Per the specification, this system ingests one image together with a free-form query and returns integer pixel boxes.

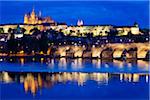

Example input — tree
[20,27,26,34]
[7,28,17,54]
[46,29,57,41]
[8,28,12,33]
[108,29,118,37]
[140,28,149,36]
[0,28,4,33]
[39,31,48,54]
[127,31,133,38]
[30,27,40,36]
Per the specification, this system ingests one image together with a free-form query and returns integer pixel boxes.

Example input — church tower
[77,20,83,26]
[39,11,42,17]
[24,14,28,24]
[31,8,36,24]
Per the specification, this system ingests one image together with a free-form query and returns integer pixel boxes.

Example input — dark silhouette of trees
[140,28,149,36]
[85,32,93,38]
[108,29,118,37]
[85,32,93,46]
[30,27,41,36]
[20,27,26,34]
[39,31,48,54]
[0,28,4,33]
[127,31,133,38]
[107,29,118,42]
[22,28,49,54]
[7,28,17,54]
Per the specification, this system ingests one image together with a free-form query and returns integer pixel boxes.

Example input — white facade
[131,27,140,35]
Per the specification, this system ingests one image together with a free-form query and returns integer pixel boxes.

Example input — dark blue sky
[0,1,149,28]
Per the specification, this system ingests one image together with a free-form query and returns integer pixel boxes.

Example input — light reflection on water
[0,58,149,73]
[0,58,149,99]
[0,72,149,96]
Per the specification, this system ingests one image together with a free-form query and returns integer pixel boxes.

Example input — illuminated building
[115,23,141,36]
[24,8,55,25]
[62,25,113,37]
[77,20,84,26]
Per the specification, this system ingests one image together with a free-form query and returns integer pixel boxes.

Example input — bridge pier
[100,48,113,59]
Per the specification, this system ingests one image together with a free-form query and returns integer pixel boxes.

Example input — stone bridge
[49,43,149,59]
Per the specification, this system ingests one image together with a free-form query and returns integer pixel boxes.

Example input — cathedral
[24,8,55,24]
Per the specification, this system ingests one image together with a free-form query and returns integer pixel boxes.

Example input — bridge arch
[92,47,103,58]
[74,46,85,58]
[113,48,125,58]
[50,47,60,57]
[58,46,70,57]
[138,49,149,59]
[100,47,113,59]
[82,48,92,58]
[66,47,75,58]
[126,47,137,59]
[145,50,150,59]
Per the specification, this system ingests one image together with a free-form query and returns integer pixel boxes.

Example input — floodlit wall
[131,27,140,35]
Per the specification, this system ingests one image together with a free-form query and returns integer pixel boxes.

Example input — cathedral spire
[31,6,35,15]
[39,11,42,17]
[32,6,35,12]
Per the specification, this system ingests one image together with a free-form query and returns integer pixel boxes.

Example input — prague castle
[24,8,55,25]
[0,8,141,37]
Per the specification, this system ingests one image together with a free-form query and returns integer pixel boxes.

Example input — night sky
[0,1,149,28]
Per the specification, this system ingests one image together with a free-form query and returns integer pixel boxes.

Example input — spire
[39,11,42,17]
[32,6,35,12]
[31,6,35,15]
[24,14,28,24]
[77,20,79,26]
[24,14,27,17]
[80,20,83,25]
[77,19,83,26]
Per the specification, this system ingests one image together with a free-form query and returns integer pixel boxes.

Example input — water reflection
[0,58,149,73]
[0,58,149,99]
[1,57,149,67]
[0,72,149,96]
